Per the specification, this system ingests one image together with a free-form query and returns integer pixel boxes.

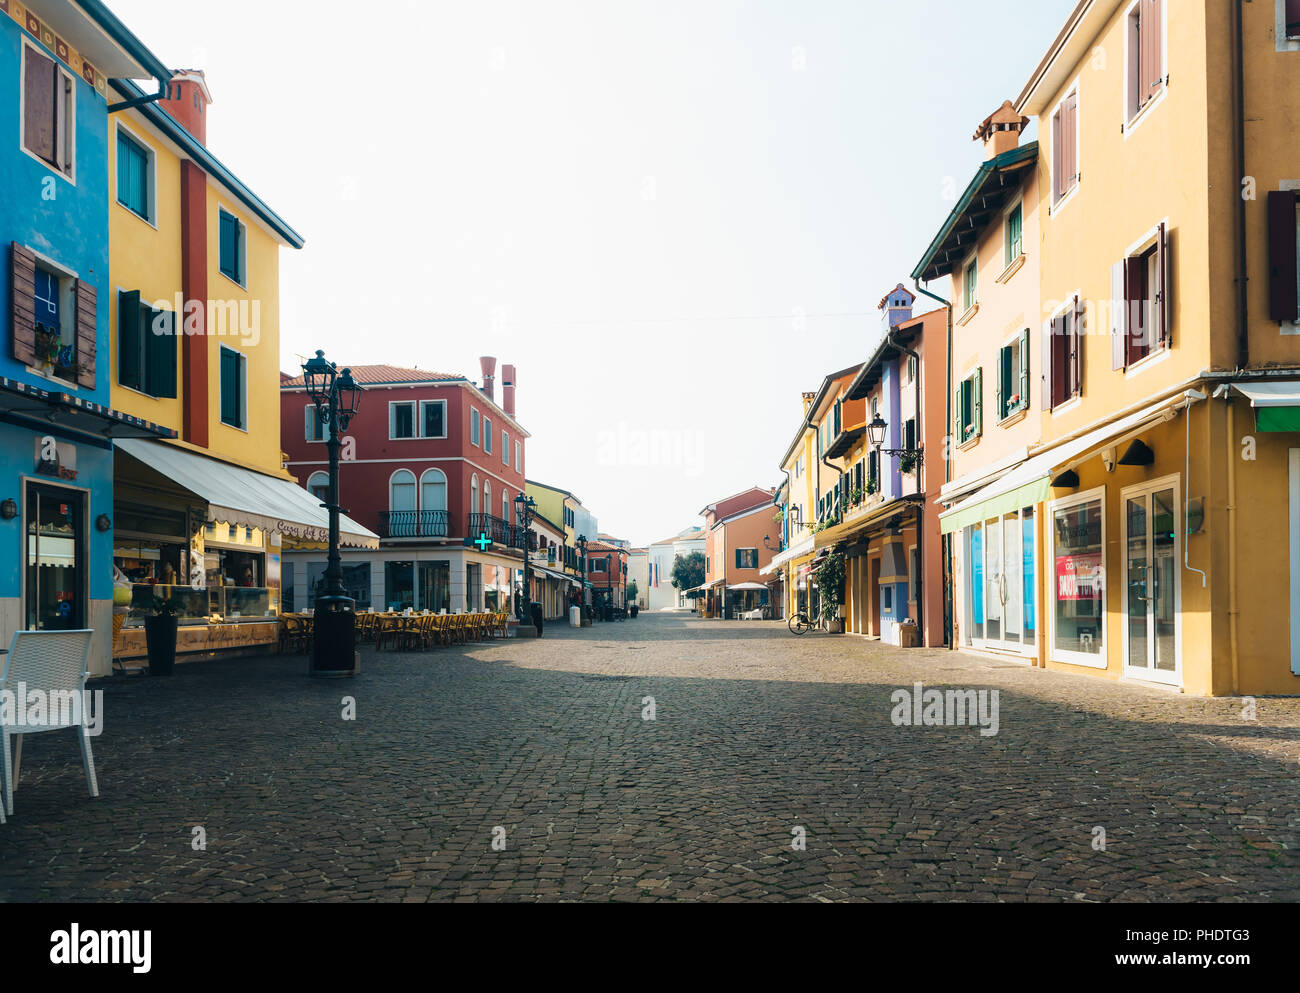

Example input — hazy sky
[107,0,1074,546]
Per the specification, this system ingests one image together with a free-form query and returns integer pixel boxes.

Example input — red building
[585,539,629,610]
[279,357,535,614]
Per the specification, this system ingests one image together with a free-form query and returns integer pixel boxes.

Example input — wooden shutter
[220,348,241,425]
[1267,190,1299,323]
[74,280,97,389]
[118,290,143,390]
[1052,111,1063,202]
[146,306,177,399]
[1071,296,1084,398]
[1111,260,1127,370]
[955,383,964,439]
[1061,93,1077,191]
[973,367,983,437]
[11,243,38,366]
[1019,328,1030,408]
[1155,222,1170,348]
[1041,319,1054,410]
[1125,254,1146,363]
[1145,0,1163,99]
[23,47,57,165]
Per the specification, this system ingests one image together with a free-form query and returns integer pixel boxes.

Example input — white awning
[939,393,1196,535]
[115,439,379,549]
[760,535,814,575]
[1230,382,1300,406]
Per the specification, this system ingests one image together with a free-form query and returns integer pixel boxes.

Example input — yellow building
[526,479,593,592]
[929,0,1300,695]
[106,72,375,668]
[765,391,821,621]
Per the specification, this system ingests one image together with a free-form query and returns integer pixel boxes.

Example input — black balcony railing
[467,513,527,549]
[379,510,450,538]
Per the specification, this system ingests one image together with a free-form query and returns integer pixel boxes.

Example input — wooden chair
[493,612,510,638]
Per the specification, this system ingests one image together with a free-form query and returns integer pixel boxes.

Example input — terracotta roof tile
[280,364,466,387]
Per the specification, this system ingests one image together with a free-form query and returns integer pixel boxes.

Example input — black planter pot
[145,615,178,676]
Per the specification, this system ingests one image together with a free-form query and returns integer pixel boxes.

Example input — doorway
[968,508,1037,654]
[1123,476,1180,685]
[25,482,86,631]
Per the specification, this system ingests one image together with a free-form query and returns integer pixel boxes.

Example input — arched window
[483,480,492,520]
[471,475,479,517]
[389,470,416,537]
[306,472,329,504]
[502,491,509,522]
[420,469,447,537]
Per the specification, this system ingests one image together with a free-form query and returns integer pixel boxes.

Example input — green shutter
[996,346,1007,421]
[118,290,143,391]
[219,212,241,282]
[973,368,983,436]
[1019,327,1031,410]
[220,348,241,426]
[145,306,177,399]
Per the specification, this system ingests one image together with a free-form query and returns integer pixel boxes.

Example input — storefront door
[25,482,85,631]
[970,509,1036,654]
[1123,477,1180,685]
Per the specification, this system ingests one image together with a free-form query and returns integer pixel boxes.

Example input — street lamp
[302,351,363,677]
[576,534,589,615]
[514,493,538,630]
[868,413,924,471]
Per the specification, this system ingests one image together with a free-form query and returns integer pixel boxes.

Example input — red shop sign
[1056,553,1102,601]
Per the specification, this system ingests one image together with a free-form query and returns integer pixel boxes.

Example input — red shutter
[1052,111,1063,201]
[23,47,57,165]
[11,242,38,367]
[1073,296,1084,397]
[1051,314,1068,408]
[1125,254,1147,363]
[1268,190,1299,323]
[75,279,97,389]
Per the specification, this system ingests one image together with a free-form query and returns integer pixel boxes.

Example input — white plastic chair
[1,630,99,819]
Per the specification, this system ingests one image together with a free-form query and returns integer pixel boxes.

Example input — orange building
[699,486,778,618]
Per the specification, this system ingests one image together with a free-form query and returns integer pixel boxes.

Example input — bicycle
[788,610,814,636]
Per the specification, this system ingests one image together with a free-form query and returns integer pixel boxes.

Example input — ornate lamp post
[868,413,924,483]
[302,350,363,677]
[514,493,537,625]
[576,534,589,614]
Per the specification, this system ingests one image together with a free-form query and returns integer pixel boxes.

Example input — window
[116,127,153,221]
[502,429,509,465]
[1005,202,1023,267]
[30,259,79,381]
[471,475,479,516]
[384,561,415,612]
[957,368,983,442]
[218,209,246,286]
[1051,492,1105,662]
[1112,224,1170,369]
[483,481,492,520]
[390,401,415,439]
[1267,190,1299,324]
[420,399,446,438]
[997,330,1030,420]
[219,346,247,429]
[305,404,327,442]
[1051,89,1079,205]
[22,42,73,178]
[484,417,493,454]
[963,260,978,312]
[117,291,177,398]
[909,547,920,599]
[421,469,447,514]
[471,408,481,446]
[1289,0,1300,38]
[390,470,416,513]
[590,558,607,574]
[735,548,759,570]
[867,450,880,493]
[515,441,521,471]
[1046,298,1084,409]
[903,418,917,452]
[307,472,329,504]
[1126,0,1165,122]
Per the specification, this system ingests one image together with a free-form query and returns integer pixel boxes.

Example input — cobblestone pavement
[1,612,1298,902]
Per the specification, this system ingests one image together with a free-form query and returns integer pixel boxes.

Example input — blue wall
[0,14,111,405]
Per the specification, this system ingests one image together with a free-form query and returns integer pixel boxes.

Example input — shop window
[957,368,983,442]
[1112,224,1170,369]
[418,561,451,613]
[384,561,415,611]
[997,331,1030,420]
[118,290,177,398]
[465,563,482,611]
[22,41,74,179]
[219,209,246,286]
[1052,495,1104,661]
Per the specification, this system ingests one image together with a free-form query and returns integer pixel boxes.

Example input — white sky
[107,0,1073,546]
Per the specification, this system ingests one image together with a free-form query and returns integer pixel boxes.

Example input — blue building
[1,0,172,666]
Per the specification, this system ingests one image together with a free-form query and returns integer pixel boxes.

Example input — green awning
[939,478,1050,535]
[1257,407,1300,433]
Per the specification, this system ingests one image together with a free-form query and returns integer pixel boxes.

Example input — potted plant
[144,594,185,677]
[899,451,918,475]
[34,324,60,373]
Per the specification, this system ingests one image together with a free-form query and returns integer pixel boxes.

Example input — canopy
[1230,381,1300,432]
[115,438,379,549]
[939,394,1193,535]
[760,535,814,575]
[728,582,768,592]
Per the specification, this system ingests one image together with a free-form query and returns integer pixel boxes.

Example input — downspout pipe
[915,278,954,648]
[1233,0,1249,370]
[108,72,171,115]
[888,331,924,638]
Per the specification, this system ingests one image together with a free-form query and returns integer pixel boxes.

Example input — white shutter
[1111,260,1127,370]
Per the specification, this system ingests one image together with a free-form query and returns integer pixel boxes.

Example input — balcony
[379,510,450,538]
[467,513,527,550]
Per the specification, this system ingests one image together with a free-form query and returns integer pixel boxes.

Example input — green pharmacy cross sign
[465,532,494,552]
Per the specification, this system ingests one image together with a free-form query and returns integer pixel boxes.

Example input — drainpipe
[1233,0,1249,370]
[1212,385,1240,694]
[888,331,925,640]
[915,278,954,648]
[108,76,171,114]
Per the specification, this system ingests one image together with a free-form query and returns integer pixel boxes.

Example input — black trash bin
[630,604,639,618]
[530,601,544,636]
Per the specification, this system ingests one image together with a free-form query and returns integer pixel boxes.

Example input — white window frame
[420,468,448,512]
[388,400,417,441]
[962,255,978,314]
[306,471,330,503]
[501,429,509,465]
[19,38,75,183]
[219,344,248,431]
[304,403,329,444]
[1002,195,1025,274]
[217,206,248,290]
[419,399,447,439]
[114,120,156,226]
[1048,290,1084,414]
[1047,485,1107,669]
[1048,79,1082,215]
[515,440,521,471]
[1277,0,1300,52]
[388,468,417,513]
[1119,473,1182,687]
[484,417,493,455]
[998,327,1028,422]
[1122,0,1168,137]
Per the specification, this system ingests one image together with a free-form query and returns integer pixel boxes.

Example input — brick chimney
[161,71,213,145]
[479,356,497,403]
[501,364,517,418]
[973,100,1028,160]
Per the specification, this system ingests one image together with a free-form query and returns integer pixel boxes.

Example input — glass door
[971,509,1036,653]
[25,483,85,631]
[983,517,1003,645]
[1123,479,1180,685]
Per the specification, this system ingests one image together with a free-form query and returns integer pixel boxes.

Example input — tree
[670,551,705,593]
[625,581,638,603]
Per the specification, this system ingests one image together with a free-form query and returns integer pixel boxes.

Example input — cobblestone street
[1,612,1298,902]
